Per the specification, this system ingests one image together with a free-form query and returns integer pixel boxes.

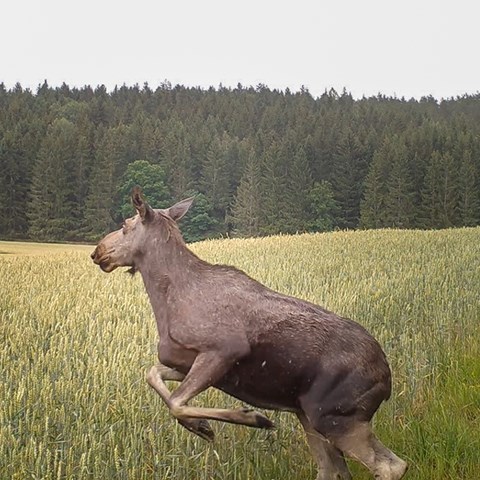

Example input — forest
[0,81,479,242]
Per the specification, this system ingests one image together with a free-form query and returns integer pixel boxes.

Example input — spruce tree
[83,126,131,240]
[0,128,30,236]
[230,149,262,237]
[437,151,460,228]
[332,130,366,229]
[28,118,79,240]
[360,140,391,229]
[421,151,459,228]
[285,146,313,233]
[384,137,415,228]
[458,150,480,226]
[179,190,219,242]
[260,140,287,235]
[200,135,231,223]
[160,118,194,199]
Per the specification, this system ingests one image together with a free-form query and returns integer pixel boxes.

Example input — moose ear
[165,197,194,222]
[131,186,154,222]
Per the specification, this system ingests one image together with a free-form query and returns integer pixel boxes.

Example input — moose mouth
[99,259,117,273]
[92,253,117,273]
[91,247,117,273]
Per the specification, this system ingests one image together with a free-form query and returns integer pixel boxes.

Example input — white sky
[1,0,479,100]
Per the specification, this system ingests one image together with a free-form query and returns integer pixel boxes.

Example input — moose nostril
[90,249,97,260]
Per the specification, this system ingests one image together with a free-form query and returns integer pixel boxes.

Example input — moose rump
[91,187,408,480]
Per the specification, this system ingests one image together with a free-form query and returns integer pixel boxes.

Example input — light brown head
[91,186,193,273]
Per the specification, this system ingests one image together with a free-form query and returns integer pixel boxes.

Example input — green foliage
[307,181,339,232]
[82,125,131,241]
[259,140,288,235]
[200,134,231,223]
[458,150,480,226]
[28,118,79,240]
[179,190,219,243]
[360,142,390,229]
[160,117,193,199]
[117,160,170,218]
[230,149,262,237]
[0,128,31,236]
[420,151,459,228]
[1,83,480,241]
[361,135,418,229]
[332,130,368,229]
[285,146,313,233]
[384,137,416,228]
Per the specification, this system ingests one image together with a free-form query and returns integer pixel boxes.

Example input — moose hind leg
[299,371,408,480]
[297,413,352,480]
[147,364,214,441]
[330,422,408,480]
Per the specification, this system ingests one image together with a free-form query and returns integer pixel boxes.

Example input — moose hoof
[254,413,275,429]
[239,408,275,429]
[178,418,215,442]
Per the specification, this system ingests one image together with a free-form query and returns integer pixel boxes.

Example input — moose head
[91,187,193,273]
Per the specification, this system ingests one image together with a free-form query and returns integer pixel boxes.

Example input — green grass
[1,228,479,479]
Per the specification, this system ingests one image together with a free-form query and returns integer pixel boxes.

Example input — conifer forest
[1,81,479,242]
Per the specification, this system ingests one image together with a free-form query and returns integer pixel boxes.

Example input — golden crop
[1,229,479,479]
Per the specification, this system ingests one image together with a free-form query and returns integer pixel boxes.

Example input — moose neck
[137,229,203,303]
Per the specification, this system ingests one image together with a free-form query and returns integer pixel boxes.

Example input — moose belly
[214,350,304,411]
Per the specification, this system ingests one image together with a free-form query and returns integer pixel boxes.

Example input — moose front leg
[168,352,275,429]
[147,364,214,441]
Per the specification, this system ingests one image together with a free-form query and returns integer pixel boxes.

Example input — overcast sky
[2,0,479,100]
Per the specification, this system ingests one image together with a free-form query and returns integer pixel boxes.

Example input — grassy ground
[1,228,479,479]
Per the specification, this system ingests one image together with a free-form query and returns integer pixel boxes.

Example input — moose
[91,187,408,480]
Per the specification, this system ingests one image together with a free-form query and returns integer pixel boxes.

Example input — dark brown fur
[91,188,407,480]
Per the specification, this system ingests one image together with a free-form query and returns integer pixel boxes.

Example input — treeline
[1,81,479,243]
